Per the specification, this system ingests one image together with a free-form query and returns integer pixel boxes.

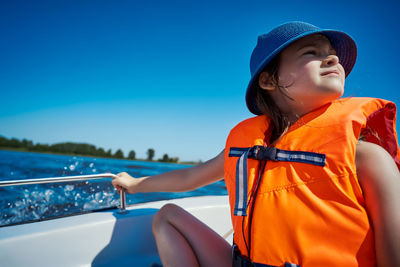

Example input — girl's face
[268,34,345,119]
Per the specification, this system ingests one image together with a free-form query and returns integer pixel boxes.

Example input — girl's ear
[258,72,276,91]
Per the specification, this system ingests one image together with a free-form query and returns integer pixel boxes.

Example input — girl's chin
[319,86,344,98]
[321,81,345,93]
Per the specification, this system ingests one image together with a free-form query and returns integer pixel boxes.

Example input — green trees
[114,149,124,159]
[159,153,179,163]
[0,135,180,163]
[50,142,97,155]
[128,150,136,160]
[147,150,179,163]
[97,147,106,157]
[161,154,169,162]
[147,148,155,161]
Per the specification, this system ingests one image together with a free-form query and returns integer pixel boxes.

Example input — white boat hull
[0,195,232,267]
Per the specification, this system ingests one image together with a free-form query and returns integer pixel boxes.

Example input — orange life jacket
[224,97,400,267]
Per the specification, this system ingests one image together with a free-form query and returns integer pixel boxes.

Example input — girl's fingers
[112,180,122,191]
[115,185,122,194]
[112,173,134,194]
[111,180,119,190]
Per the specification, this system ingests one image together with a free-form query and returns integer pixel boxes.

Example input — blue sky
[1,0,399,161]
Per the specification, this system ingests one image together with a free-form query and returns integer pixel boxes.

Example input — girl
[112,21,400,266]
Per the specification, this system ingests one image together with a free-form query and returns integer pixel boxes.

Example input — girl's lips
[321,70,340,76]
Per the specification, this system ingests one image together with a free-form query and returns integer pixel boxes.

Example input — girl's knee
[152,203,181,233]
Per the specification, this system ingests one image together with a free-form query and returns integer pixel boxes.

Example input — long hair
[254,55,293,145]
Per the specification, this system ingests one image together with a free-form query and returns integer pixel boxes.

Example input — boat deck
[0,195,232,267]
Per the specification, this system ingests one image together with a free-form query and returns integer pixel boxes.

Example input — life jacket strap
[229,146,326,165]
[229,146,326,216]
[233,148,250,216]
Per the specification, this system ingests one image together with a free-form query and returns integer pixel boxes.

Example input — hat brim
[246,29,357,115]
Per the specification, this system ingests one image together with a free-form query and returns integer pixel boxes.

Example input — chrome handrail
[0,173,127,214]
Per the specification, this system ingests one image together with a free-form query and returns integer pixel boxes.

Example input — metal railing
[0,173,127,214]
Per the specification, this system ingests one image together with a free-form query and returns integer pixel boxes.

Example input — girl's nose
[322,54,339,66]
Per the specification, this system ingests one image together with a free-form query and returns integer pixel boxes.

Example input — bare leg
[152,203,232,267]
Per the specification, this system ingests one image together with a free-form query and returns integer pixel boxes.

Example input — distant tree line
[145,148,179,163]
[0,136,179,163]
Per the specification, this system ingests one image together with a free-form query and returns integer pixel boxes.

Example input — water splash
[0,150,226,227]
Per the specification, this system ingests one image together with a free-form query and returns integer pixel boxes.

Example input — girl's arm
[356,141,400,266]
[112,150,225,194]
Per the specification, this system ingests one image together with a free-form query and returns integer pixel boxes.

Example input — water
[0,150,227,227]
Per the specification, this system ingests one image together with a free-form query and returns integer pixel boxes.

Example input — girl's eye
[303,50,316,55]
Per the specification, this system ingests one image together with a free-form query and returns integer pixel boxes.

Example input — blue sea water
[0,150,227,227]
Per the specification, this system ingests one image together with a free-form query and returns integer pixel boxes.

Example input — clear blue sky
[1,0,399,161]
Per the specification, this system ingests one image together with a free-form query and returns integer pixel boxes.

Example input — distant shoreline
[0,135,200,165]
[0,148,197,165]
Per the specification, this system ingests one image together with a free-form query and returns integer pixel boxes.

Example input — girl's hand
[112,172,143,194]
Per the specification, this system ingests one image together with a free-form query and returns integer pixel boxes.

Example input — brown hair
[254,55,293,145]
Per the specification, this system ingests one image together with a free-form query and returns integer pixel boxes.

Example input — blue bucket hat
[246,21,357,115]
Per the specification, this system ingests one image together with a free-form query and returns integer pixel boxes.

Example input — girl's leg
[152,203,232,267]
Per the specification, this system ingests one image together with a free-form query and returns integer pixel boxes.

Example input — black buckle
[232,244,242,267]
[232,244,255,267]
[252,146,277,161]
